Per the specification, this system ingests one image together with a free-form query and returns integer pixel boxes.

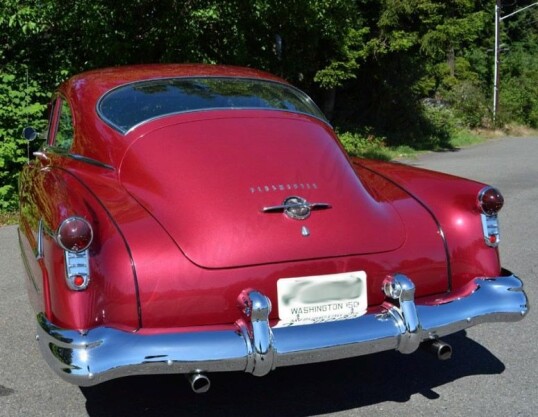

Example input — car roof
[55,64,304,167]
[60,64,288,106]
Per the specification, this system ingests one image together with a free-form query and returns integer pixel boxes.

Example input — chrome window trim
[122,108,330,136]
[96,76,329,134]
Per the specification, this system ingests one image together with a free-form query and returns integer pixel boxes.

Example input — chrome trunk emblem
[262,196,331,220]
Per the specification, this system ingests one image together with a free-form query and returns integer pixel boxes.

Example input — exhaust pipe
[187,372,211,394]
[422,339,452,361]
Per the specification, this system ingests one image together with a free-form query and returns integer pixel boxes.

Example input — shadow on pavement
[81,331,505,417]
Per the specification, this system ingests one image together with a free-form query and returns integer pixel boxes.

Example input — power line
[493,1,538,123]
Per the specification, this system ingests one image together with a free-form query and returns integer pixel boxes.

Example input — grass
[0,211,18,227]
[338,127,491,161]
[449,130,485,148]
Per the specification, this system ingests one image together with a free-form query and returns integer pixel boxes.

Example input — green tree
[0,1,49,211]
[1,0,537,211]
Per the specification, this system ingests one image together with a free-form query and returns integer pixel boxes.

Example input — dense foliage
[1,0,537,211]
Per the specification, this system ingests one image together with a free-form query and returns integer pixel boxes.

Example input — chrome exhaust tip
[422,339,452,361]
[187,372,211,394]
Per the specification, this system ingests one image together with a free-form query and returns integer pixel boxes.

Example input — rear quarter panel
[19,159,139,331]
[355,158,501,290]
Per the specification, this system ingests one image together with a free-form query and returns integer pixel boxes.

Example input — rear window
[98,77,327,133]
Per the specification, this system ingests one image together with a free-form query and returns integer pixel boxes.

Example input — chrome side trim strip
[67,154,114,171]
[17,228,40,293]
[36,219,44,260]
[35,273,528,386]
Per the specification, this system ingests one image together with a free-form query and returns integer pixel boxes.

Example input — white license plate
[276,271,367,326]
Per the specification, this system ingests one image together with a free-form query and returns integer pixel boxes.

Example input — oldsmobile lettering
[250,182,318,194]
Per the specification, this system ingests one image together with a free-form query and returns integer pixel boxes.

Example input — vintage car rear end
[18,65,528,391]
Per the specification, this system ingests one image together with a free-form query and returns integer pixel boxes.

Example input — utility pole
[492,1,538,124]
[493,0,501,124]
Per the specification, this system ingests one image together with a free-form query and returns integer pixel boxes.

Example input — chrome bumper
[36,272,528,386]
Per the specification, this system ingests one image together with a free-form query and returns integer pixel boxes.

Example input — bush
[500,76,538,128]
[337,130,392,160]
[444,81,489,128]
[417,103,460,149]
[0,67,47,212]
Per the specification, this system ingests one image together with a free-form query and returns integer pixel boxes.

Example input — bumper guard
[36,272,528,386]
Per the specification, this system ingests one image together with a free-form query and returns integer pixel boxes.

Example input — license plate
[276,271,367,326]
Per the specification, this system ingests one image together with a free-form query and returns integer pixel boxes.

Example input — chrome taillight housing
[64,250,91,290]
[57,217,93,252]
[478,187,504,215]
[477,187,503,247]
[57,217,93,290]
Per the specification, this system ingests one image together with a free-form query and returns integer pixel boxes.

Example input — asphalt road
[1,137,536,417]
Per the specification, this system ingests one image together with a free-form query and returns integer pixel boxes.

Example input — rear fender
[21,166,139,331]
[354,159,501,290]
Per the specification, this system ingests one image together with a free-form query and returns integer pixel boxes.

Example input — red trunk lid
[120,112,406,268]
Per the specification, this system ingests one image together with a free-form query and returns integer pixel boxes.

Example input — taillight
[478,187,503,247]
[478,187,504,215]
[65,251,90,291]
[57,216,93,291]
[57,217,93,252]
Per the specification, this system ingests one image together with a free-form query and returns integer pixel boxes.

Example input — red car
[19,64,528,393]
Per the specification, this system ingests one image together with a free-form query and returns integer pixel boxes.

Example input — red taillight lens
[478,187,504,215]
[57,217,93,252]
[73,275,86,287]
